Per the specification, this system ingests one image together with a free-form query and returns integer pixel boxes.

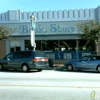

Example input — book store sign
[20,24,78,34]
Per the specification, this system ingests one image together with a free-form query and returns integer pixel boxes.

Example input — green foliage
[78,20,100,43]
[77,20,100,53]
[0,25,12,40]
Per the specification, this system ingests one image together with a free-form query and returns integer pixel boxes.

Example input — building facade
[0,6,100,60]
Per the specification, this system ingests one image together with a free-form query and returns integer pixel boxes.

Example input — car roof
[12,50,43,53]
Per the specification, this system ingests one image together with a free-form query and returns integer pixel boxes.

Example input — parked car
[0,51,49,72]
[64,54,100,72]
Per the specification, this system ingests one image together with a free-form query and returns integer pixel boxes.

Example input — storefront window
[25,40,33,50]
[24,40,95,52]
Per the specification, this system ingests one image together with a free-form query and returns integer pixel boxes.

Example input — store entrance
[10,47,21,52]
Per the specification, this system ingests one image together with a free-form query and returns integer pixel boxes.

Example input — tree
[77,20,100,54]
[0,25,12,41]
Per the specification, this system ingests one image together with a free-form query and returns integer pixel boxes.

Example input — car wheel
[97,66,100,72]
[67,64,73,71]
[22,64,29,72]
[0,64,3,70]
[37,69,42,72]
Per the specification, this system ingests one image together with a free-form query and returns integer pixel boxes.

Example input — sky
[0,0,100,13]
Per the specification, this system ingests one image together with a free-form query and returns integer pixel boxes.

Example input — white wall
[0,6,99,23]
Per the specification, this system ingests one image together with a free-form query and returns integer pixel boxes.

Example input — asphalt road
[0,68,100,100]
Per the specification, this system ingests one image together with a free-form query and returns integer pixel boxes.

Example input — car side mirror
[7,58,11,61]
[6,57,11,61]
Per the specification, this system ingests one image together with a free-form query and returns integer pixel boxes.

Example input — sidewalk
[45,64,63,70]
[53,60,66,68]
[53,64,64,68]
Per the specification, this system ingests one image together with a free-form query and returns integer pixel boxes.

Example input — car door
[89,56,100,70]
[76,56,91,70]
[12,52,22,69]
[2,52,14,69]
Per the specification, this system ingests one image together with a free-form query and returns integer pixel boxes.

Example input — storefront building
[0,6,100,60]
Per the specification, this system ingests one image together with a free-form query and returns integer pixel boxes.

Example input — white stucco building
[0,6,100,59]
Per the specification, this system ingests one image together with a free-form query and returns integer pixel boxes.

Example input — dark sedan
[64,55,100,72]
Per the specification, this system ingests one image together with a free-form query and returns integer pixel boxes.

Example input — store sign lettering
[20,24,77,34]
[50,24,76,32]
[20,25,29,33]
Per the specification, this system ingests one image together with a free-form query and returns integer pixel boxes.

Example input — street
[0,68,100,100]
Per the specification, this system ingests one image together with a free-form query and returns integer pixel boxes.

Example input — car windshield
[34,51,47,57]
[80,56,90,61]
[6,52,14,59]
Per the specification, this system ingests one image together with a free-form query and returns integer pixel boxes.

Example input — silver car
[64,55,100,72]
[0,51,49,72]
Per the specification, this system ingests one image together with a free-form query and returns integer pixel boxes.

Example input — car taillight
[32,58,48,62]
[44,58,48,61]
[33,58,42,61]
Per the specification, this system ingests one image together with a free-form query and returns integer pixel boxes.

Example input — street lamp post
[30,15,36,51]
[76,40,79,59]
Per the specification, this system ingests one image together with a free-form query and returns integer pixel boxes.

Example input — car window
[34,51,46,57]
[90,56,97,60]
[6,52,14,59]
[81,56,90,61]
[96,56,100,60]
[22,51,31,58]
[14,52,22,58]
